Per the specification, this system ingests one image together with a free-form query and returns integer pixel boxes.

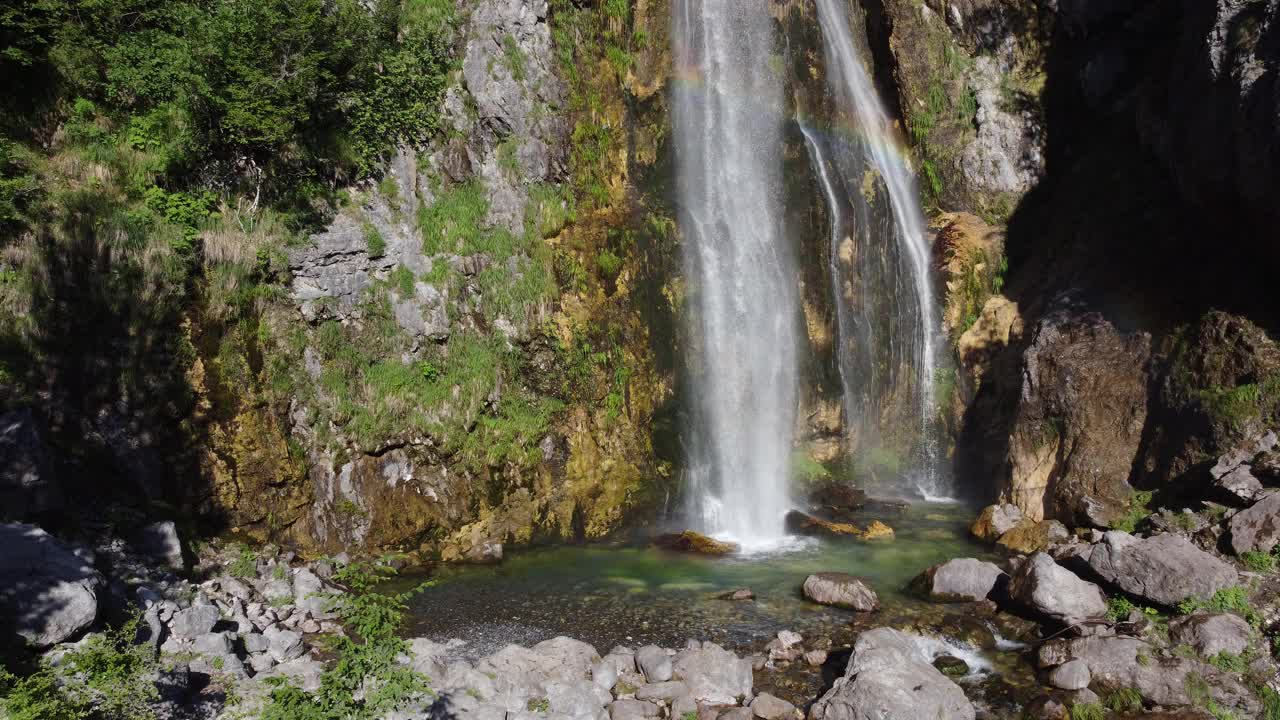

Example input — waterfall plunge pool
[392,502,1041,711]
[396,502,1000,653]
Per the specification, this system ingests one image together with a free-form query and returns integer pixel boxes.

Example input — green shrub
[1208,652,1247,673]
[0,616,158,720]
[1178,586,1257,626]
[1106,596,1137,622]
[260,561,433,720]
[596,249,623,279]
[1241,550,1276,573]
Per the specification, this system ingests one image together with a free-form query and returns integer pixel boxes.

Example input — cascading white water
[673,1,800,547]
[813,0,950,499]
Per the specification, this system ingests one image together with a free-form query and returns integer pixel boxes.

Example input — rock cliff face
[940,0,1280,523]
[185,0,684,557]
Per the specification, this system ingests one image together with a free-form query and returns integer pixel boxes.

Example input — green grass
[1178,586,1259,627]
[1111,490,1155,533]
[419,180,489,256]
[362,221,386,258]
[1069,703,1105,720]
[1105,687,1144,713]
[1198,375,1280,432]
[228,543,258,579]
[390,265,416,298]
[502,35,527,81]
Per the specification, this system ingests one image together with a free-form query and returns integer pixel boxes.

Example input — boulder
[671,641,753,705]
[912,558,1007,602]
[1229,490,1280,554]
[750,692,800,720]
[0,410,60,521]
[1210,431,1279,481]
[1142,313,1280,488]
[997,519,1069,554]
[633,680,689,703]
[1169,613,1253,657]
[802,573,879,611]
[170,604,221,640]
[764,630,803,662]
[809,628,975,720]
[971,503,1023,542]
[292,567,333,619]
[0,523,101,647]
[532,636,601,681]
[1037,635,1257,713]
[132,521,185,571]
[609,699,661,719]
[785,511,893,540]
[1083,532,1237,606]
[264,626,305,662]
[635,645,673,683]
[1007,553,1107,626]
[653,532,738,555]
[1215,465,1265,504]
[721,588,755,601]
[1047,659,1090,690]
[999,301,1151,527]
[808,482,867,512]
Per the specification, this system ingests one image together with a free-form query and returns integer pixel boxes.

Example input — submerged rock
[932,654,970,678]
[1083,531,1237,607]
[653,531,738,555]
[809,627,975,720]
[784,511,894,541]
[720,588,754,601]
[801,573,879,611]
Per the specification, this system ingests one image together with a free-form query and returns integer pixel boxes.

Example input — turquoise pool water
[397,503,1003,655]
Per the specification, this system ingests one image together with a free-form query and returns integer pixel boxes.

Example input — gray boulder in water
[1083,531,1237,607]
[0,523,101,647]
[802,573,880,611]
[912,558,1007,603]
[809,627,975,720]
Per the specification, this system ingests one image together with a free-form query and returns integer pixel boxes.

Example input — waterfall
[812,0,949,498]
[673,1,800,547]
